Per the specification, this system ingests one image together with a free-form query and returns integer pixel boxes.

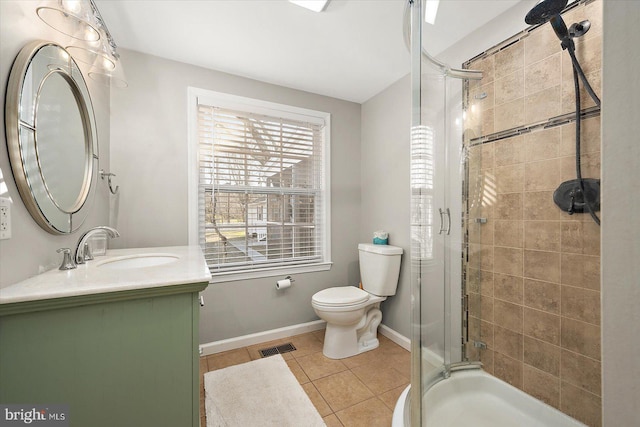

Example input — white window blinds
[197,101,327,274]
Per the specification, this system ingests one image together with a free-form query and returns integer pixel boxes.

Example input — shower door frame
[407,0,483,425]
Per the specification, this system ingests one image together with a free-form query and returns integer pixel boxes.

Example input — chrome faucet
[75,226,120,265]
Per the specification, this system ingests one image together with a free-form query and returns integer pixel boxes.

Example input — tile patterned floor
[200,330,410,427]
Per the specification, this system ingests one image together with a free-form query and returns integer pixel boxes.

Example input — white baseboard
[378,325,443,366]
[379,324,411,351]
[200,320,326,357]
[378,325,443,367]
[200,320,412,357]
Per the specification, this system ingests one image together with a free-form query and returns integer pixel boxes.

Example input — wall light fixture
[36,0,127,87]
[36,0,100,41]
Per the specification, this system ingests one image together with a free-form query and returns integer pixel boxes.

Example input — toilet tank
[358,243,403,296]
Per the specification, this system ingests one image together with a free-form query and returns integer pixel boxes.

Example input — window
[188,89,331,282]
[411,125,434,261]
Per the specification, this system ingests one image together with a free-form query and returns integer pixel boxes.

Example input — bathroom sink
[0,246,211,305]
[96,254,179,270]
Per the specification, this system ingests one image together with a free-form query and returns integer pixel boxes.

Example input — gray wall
[360,75,411,338]
[601,2,640,425]
[109,49,362,343]
[0,1,110,288]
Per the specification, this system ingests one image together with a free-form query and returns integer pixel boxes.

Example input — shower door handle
[438,208,451,235]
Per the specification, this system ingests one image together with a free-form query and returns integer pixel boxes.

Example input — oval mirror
[5,41,98,234]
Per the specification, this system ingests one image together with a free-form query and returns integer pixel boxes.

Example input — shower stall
[396,0,602,426]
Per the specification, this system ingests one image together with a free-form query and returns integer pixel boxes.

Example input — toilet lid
[313,286,369,306]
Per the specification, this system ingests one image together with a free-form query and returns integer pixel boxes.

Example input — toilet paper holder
[275,275,295,290]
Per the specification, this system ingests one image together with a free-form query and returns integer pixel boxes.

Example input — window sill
[209,262,333,284]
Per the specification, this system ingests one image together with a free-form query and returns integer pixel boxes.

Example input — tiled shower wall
[464,1,602,426]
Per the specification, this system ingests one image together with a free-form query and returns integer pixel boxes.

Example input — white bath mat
[204,354,326,427]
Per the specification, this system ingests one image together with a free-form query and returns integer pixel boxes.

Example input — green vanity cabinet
[0,282,208,427]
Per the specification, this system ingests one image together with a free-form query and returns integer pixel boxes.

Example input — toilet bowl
[312,286,386,359]
[312,244,403,359]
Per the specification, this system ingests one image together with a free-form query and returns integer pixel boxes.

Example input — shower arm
[403,0,483,81]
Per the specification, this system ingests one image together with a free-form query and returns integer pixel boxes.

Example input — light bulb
[84,26,96,40]
[103,58,115,71]
[61,0,82,14]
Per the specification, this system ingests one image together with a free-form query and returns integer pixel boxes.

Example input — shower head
[525,0,574,51]
[525,0,568,25]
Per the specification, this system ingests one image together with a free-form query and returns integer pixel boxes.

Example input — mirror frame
[5,40,99,235]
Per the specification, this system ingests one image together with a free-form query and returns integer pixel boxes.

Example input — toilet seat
[312,286,369,308]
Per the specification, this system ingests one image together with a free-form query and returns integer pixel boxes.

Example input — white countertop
[0,246,212,305]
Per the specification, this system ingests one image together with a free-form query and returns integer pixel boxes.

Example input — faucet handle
[57,248,77,270]
[83,242,94,261]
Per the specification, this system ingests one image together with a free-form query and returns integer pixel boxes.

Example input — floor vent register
[258,342,297,358]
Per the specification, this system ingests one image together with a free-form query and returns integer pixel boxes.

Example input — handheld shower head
[550,14,574,50]
[524,0,568,25]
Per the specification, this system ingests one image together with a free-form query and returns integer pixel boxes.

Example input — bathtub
[392,369,587,427]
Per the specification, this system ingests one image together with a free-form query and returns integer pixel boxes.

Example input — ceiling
[95,0,527,104]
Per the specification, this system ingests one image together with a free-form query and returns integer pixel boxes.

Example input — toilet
[312,243,403,359]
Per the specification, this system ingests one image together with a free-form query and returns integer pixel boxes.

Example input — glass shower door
[409,1,450,424]
[408,0,482,425]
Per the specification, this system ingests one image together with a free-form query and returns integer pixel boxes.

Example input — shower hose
[568,47,601,226]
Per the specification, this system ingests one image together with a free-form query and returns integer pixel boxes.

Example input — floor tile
[302,382,333,417]
[206,348,251,371]
[286,358,311,384]
[379,384,409,410]
[377,336,409,355]
[297,351,348,381]
[312,329,326,343]
[323,414,344,427]
[199,356,208,374]
[335,397,393,427]
[381,351,412,379]
[313,370,374,412]
[351,361,409,395]
[341,347,381,369]
[289,332,324,358]
[199,330,411,426]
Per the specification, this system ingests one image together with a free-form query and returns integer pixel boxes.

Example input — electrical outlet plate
[0,198,11,240]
